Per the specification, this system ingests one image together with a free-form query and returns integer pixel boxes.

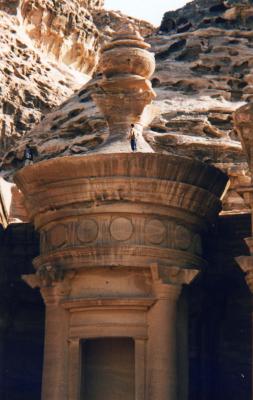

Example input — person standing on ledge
[128,124,137,152]
[24,144,34,166]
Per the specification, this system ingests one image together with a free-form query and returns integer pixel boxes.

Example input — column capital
[22,266,75,305]
[236,255,253,293]
[150,263,199,299]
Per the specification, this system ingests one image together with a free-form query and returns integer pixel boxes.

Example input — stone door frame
[62,298,155,400]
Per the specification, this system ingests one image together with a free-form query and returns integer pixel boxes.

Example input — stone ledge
[14,153,227,196]
[61,297,156,310]
[33,245,206,271]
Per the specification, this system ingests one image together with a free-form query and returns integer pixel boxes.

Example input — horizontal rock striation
[160,0,253,34]
[150,0,253,213]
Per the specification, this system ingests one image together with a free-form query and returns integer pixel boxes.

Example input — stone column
[234,104,253,400]
[177,289,189,400]
[147,265,198,400]
[135,339,146,400]
[22,270,74,400]
[236,254,253,399]
[40,287,69,400]
[148,283,181,400]
[68,338,81,400]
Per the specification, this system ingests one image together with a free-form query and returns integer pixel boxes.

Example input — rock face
[160,0,253,34]
[0,9,85,151]
[0,0,154,172]
[0,0,103,15]
[2,0,253,214]
[93,8,154,39]
[150,0,253,212]
[0,0,102,162]
[20,0,102,74]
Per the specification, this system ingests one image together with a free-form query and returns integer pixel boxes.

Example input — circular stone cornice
[14,153,227,194]
[14,153,227,224]
[19,178,220,222]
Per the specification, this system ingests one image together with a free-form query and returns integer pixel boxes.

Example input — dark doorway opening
[81,337,135,400]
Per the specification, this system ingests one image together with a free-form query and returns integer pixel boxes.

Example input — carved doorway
[81,337,135,400]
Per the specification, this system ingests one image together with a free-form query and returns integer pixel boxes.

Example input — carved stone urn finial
[92,26,156,153]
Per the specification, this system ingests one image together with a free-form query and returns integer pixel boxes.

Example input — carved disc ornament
[174,225,192,251]
[110,217,133,241]
[77,219,98,243]
[49,224,68,248]
[145,219,166,245]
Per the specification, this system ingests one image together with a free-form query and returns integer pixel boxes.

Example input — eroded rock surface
[149,0,253,213]
[20,0,102,74]
[160,0,253,34]
[0,9,87,158]
[0,0,104,162]
[93,8,154,39]
[0,0,154,169]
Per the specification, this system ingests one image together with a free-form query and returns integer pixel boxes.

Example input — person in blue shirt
[24,144,34,166]
[128,124,137,152]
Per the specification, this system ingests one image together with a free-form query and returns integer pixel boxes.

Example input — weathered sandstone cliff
[0,0,102,159]
[149,0,253,212]
[0,0,154,167]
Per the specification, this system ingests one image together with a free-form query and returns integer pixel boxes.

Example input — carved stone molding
[61,297,156,311]
[21,178,222,227]
[39,215,203,258]
[14,153,227,226]
[33,245,206,273]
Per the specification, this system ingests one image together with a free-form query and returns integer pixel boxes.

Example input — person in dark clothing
[24,144,34,166]
[128,124,137,152]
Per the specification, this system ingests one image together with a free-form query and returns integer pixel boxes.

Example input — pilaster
[234,106,253,290]
[234,103,253,400]
[147,264,198,400]
[23,270,75,400]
